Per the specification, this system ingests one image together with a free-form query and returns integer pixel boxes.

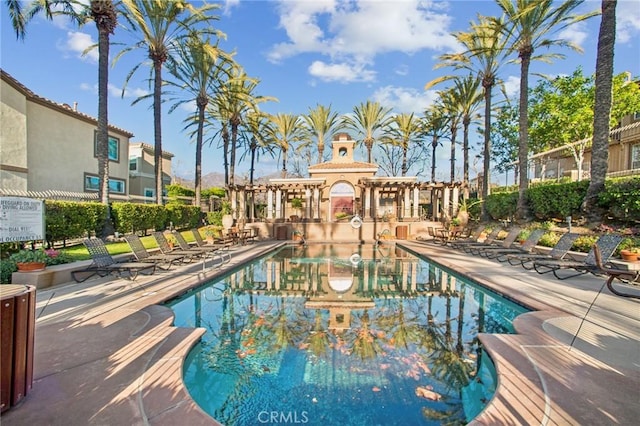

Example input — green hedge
[45,201,106,246]
[484,177,640,223]
[110,202,201,234]
[527,180,589,220]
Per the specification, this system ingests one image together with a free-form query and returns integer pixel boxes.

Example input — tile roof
[1,68,134,138]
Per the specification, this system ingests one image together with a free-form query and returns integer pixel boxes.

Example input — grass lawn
[59,232,197,261]
[60,235,160,261]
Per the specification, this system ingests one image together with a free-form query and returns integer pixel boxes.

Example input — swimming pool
[167,243,528,425]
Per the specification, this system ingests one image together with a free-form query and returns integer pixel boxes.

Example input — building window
[634,112,640,121]
[129,157,138,172]
[84,174,126,194]
[94,134,120,162]
[631,144,640,169]
[144,188,155,198]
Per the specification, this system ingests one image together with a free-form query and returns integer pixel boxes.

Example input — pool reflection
[169,244,527,426]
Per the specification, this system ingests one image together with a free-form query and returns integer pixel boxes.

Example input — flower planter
[16,262,47,272]
[620,250,639,262]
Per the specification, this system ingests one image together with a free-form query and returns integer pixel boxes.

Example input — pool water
[167,244,527,425]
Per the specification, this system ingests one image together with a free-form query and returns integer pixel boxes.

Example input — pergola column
[267,188,274,220]
[374,187,380,219]
[313,187,320,220]
[451,186,459,217]
[403,186,411,219]
[238,190,246,220]
[432,188,439,220]
[230,189,238,220]
[442,188,450,221]
[305,188,311,219]
[275,188,282,220]
[412,186,420,219]
[363,185,371,219]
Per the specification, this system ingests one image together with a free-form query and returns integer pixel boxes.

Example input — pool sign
[0,197,45,243]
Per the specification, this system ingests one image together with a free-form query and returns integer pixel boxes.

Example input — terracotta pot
[16,262,46,272]
[620,250,639,262]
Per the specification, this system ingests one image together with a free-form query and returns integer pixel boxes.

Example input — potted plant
[292,229,304,242]
[620,247,640,262]
[10,248,49,272]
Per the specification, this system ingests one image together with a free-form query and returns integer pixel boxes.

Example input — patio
[1,238,638,425]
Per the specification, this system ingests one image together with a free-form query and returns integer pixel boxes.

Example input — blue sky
[2,0,639,183]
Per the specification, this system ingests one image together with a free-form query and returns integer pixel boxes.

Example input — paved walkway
[1,239,638,425]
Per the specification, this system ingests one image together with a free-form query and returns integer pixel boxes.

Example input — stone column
[275,188,282,220]
[305,188,311,219]
[374,187,380,219]
[451,186,459,217]
[363,185,371,219]
[442,188,450,220]
[230,189,238,220]
[413,186,420,219]
[267,189,274,220]
[403,186,411,219]
[313,187,320,220]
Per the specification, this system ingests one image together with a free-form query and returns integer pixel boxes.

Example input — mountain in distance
[173,171,282,189]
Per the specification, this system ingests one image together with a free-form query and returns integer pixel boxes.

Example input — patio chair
[71,238,156,283]
[593,245,640,299]
[532,234,624,280]
[152,231,205,261]
[124,234,187,270]
[485,229,546,262]
[455,227,502,252]
[191,229,232,264]
[505,232,580,270]
[469,227,522,256]
[447,224,486,248]
[173,231,223,257]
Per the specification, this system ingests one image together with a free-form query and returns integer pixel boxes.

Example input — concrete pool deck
[1,239,638,425]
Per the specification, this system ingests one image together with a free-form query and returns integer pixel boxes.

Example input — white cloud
[371,85,438,114]
[268,0,458,83]
[60,31,98,62]
[617,0,640,43]
[308,60,376,83]
[503,75,520,99]
[557,21,588,49]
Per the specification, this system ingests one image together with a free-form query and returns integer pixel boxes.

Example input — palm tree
[267,113,306,178]
[302,104,340,163]
[452,75,483,197]
[385,113,425,176]
[495,0,598,219]
[438,88,463,183]
[8,0,118,236]
[422,105,451,182]
[427,14,509,219]
[165,33,232,207]
[242,110,277,185]
[343,100,393,163]
[213,69,275,186]
[117,0,221,205]
[582,0,616,219]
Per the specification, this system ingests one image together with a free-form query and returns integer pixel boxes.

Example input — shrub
[1,259,17,284]
[484,192,517,221]
[598,177,640,222]
[527,180,589,220]
[538,231,560,248]
[572,235,598,253]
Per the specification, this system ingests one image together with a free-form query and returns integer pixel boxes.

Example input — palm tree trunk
[450,128,457,183]
[481,84,492,221]
[431,138,438,182]
[153,60,164,205]
[195,103,206,207]
[516,52,531,220]
[96,19,113,237]
[230,121,238,186]
[462,116,470,199]
[583,0,616,219]
[222,126,230,186]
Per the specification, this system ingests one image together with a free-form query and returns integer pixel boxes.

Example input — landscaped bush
[527,180,589,220]
[484,192,518,221]
[165,203,201,229]
[537,231,561,248]
[111,202,167,234]
[598,177,640,222]
[571,234,599,253]
[45,201,106,246]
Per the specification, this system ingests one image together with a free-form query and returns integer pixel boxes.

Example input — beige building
[530,112,640,181]
[1,69,133,196]
[128,142,174,200]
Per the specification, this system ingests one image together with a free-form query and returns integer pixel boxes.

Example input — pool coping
[1,239,638,425]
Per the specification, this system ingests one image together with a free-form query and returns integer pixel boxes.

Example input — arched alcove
[330,181,355,221]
